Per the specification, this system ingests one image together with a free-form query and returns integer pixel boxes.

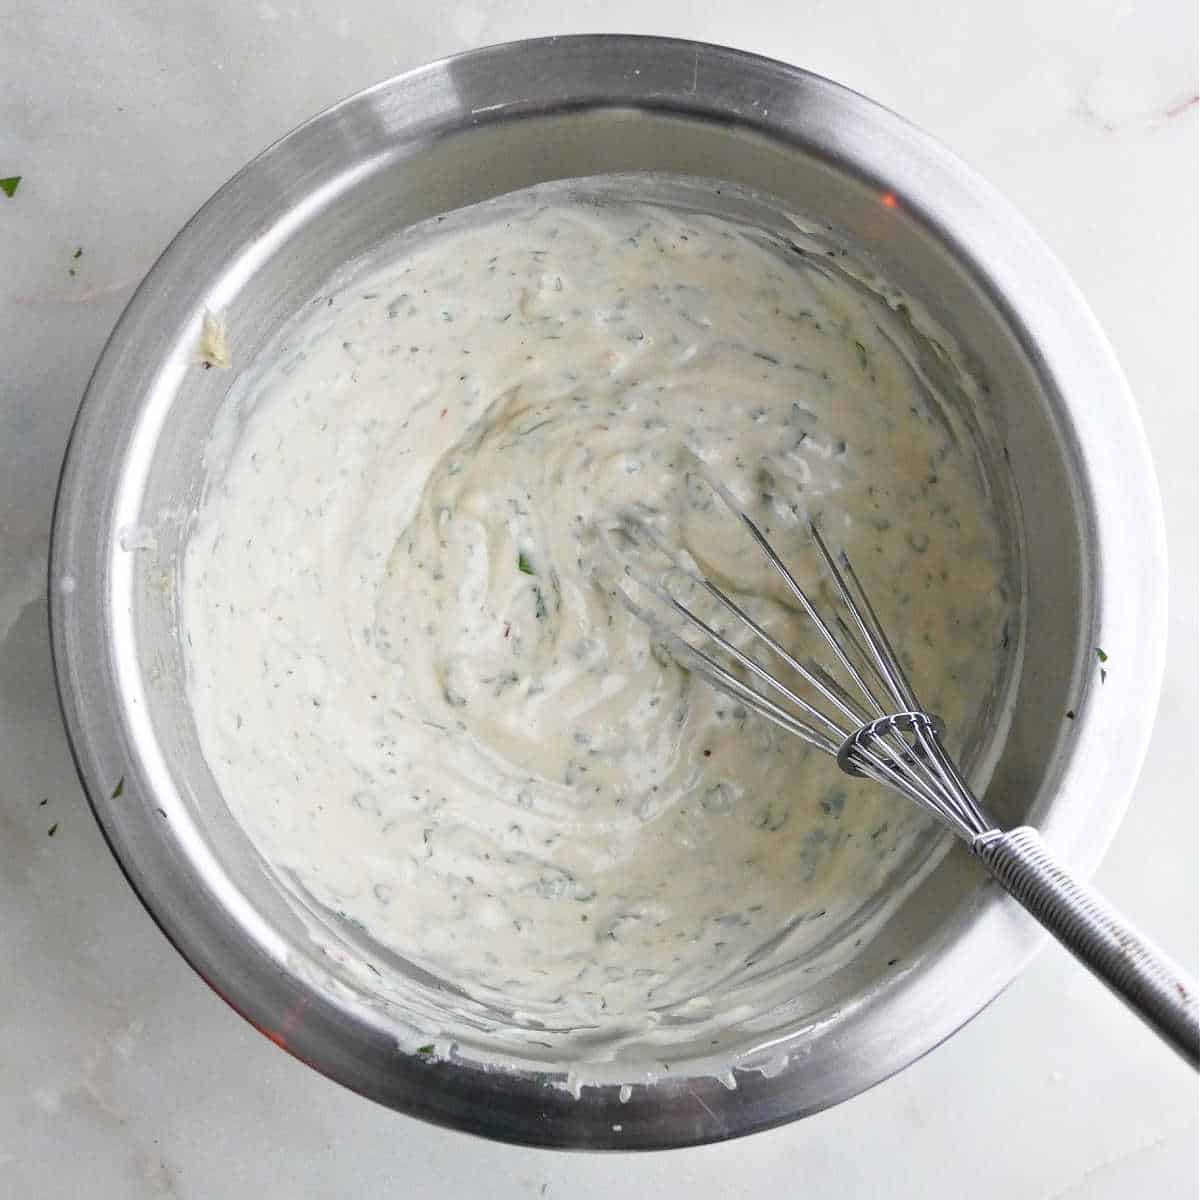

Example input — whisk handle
[972,826,1199,1068]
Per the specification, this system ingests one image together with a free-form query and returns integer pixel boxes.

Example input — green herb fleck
[38,797,48,807]
[1095,647,1108,663]
[820,789,847,817]
[416,1044,435,1056]
[0,176,21,198]
[533,585,548,621]
[854,340,869,370]
[73,247,83,259]
[111,775,124,799]
[517,551,535,575]
[47,823,59,837]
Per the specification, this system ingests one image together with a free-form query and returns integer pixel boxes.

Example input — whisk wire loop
[601,483,993,842]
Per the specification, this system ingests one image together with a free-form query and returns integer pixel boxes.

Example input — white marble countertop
[2,2,1196,1195]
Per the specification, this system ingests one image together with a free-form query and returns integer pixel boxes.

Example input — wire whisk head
[595,470,995,843]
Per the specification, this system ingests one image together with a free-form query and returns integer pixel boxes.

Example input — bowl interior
[114,106,1073,1054]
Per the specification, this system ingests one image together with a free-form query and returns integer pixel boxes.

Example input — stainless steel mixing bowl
[50,36,1166,1148]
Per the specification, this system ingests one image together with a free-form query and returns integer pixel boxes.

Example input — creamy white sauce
[182,190,1012,1042]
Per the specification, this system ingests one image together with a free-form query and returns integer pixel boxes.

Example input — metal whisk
[602,482,1199,1068]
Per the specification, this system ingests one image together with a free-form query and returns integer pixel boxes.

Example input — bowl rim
[48,34,1167,1149]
